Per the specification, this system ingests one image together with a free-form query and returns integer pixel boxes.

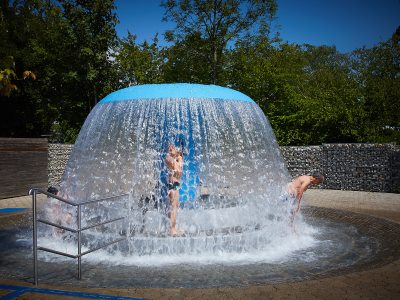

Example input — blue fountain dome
[99,83,254,103]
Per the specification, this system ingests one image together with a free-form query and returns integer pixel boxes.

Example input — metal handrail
[29,188,129,285]
[36,218,78,233]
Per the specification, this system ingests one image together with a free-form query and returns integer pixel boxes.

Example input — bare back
[165,150,183,183]
[288,175,313,200]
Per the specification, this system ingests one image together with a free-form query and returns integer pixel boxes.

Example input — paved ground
[1,189,400,299]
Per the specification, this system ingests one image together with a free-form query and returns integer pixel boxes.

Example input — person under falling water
[165,144,184,236]
[283,174,325,227]
[45,186,74,236]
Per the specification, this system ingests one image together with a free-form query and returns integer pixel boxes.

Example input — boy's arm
[165,154,174,168]
[295,181,309,211]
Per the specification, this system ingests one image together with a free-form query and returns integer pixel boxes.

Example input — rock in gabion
[48,143,74,187]
[280,145,323,181]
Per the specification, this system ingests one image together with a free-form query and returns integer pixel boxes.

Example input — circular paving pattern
[1,206,400,288]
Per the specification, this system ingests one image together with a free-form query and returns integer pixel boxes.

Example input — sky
[115,0,400,53]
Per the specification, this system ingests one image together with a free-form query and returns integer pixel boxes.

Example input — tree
[0,55,18,97]
[0,0,52,137]
[352,31,400,143]
[163,31,212,83]
[230,36,365,145]
[162,0,277,84]
[115,33,165,86]
[0,57,36,97]
[230,37,311,145]
[291,45,364,144]
[58,0,119,110]
[0,0,119,142]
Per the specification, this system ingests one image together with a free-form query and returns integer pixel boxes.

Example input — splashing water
[41,84,316,264]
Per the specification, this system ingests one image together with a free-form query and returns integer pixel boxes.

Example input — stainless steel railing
[29,188,129,285]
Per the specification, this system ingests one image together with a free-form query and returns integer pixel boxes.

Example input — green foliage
[0,56,36,96]
[351,35,400,143]
[230,37,365,145]
[0,67,17,96]
[163,32,212,83]
[115,33,164,86]
[294,45,365,144]
[0,0,398,146]
[0,0,118,142]
[162,0,277,84]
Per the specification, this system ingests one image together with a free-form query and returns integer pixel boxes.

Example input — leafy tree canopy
[0,0,118,142]
[0,0,398,145]
[162,0,277,84]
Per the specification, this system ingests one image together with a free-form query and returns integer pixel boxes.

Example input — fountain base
[1,206,400,288]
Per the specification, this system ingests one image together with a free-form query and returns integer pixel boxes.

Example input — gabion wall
[322,144,396,192]
[281,143,400,193]
[280,146,323,179]
[49,143,400,193]
[390,146,400,193]
[48,143,74,188]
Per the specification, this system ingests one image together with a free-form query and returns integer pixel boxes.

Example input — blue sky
[115,0,400,53]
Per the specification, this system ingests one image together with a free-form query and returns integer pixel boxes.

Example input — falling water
[41,83,316,264]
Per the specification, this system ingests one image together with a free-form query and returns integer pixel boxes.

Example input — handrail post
[77,204,82,280]
[31,189,38,285]
[127,192,132,241]
[29,189,128,283]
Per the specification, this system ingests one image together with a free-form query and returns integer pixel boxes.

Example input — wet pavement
[1,189,400,299]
